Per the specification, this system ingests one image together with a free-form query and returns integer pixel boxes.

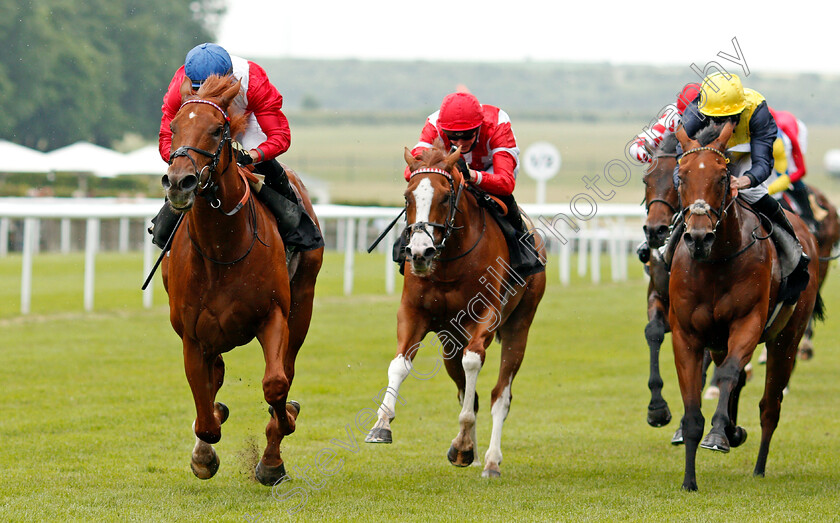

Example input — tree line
[0,0,224,151]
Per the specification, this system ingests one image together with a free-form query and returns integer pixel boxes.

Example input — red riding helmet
[676,83,701,115]
[438,92,483,132]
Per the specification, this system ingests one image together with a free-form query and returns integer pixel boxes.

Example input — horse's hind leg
[755,333,799,477]
[483,319,531,478]
[798,316,814,360]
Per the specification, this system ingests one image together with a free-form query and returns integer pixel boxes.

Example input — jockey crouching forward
[669,72,810,298]
[397,91,545,278]
[151,42,322,252]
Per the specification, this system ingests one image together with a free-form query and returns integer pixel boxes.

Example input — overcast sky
[217,0,837,74]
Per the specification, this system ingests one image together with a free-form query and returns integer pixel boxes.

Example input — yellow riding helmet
[698,72,747,117]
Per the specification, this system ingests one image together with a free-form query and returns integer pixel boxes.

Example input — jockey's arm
[158,68,187,163]
[629,105,680,163]
[742,102,778,187]
[787,135,807,183]
[246,64,291,162]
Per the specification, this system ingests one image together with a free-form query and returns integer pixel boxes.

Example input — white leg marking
[457,351,482,458]
[485,379,512,468]
[372,355,411,431]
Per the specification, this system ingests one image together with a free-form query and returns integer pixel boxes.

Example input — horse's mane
[658,132,678,155]
[695,122,725,147]
[416,139,448,168]
[192,75,247,138]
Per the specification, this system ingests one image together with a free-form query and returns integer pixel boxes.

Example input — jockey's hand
[231,141,254,166]
[456,158,471,181]
[730,175,751,197]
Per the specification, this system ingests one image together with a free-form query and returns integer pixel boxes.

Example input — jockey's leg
[148,201,180,249]
[788,181,817,229]
[497,194,545,276]
[751,193,811,296]
[253,160,302,236]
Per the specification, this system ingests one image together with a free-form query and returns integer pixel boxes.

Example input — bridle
[644,152,680,215]
[678,146,733,232]
[405,167,481,260]
[168,99,247,216]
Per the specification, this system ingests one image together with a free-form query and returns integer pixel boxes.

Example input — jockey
[674,72,809,295]
[632,83,700,262]
[629,83,701,164]
[152,43,321,252]
[400,91,544,277]
[768,108,816,228]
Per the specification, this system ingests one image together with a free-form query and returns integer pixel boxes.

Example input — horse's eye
[441,193,451,203]
[212,126,222,137]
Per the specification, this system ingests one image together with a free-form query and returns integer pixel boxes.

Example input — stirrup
[636,241,651,263]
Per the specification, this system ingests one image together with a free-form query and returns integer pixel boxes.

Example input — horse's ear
[219,78,241,108]
[675,125,696,151]
[712,121,734,151]
[444,145,461,171]
[179,76,193,103]
[404,147,421,171]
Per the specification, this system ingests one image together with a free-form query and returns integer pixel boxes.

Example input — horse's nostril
[655,225,669,238]
[161,175,171,190]
[181,174,198,192]
[423,246,436,258]
[703,232,716,245]
[683,232,694,246]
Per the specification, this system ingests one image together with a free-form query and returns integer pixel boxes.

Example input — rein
[186,196,265,265]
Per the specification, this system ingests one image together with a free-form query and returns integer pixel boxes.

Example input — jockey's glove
[231,141,253,166]
[456,158,471,181]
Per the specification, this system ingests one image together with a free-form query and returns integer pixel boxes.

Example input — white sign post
[522,142,561,204]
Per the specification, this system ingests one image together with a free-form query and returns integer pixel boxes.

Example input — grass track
[1,252,839,521]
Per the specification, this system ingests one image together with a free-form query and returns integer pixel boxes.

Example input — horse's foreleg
[366,306,429,444]
[645,302,671,427]
[183,339,223,479]
[672,328,704,491]
[254,309,291,487]
[702,317,761,454]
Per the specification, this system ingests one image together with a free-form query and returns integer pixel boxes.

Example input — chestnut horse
[670,122,819,491]
[365,142,546,478]
[161,75,323,485]
[641,134,680,429]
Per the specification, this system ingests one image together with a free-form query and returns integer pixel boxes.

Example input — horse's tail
[813,292,826,323]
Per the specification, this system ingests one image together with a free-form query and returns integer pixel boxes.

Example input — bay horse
[670,122,820,491]
[785,185,839,359]
[161,75,323,485]
[365,141,546,478]
[640,134,680,429]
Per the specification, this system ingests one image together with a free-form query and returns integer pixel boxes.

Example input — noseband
[406,167,464,256]
[678,146,732,231]
[168,99,233,207]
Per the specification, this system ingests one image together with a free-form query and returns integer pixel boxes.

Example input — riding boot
[498,194,545,277]
[661,218,685,270]
[148,201,180,249]
[254,184,302,236]
[393,229,408,275]
[636,241,651,263]
[752,194,810,300]
[788,184,817,230]
[255,159,298,204]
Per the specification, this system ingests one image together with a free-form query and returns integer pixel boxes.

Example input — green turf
[1,252,839,521]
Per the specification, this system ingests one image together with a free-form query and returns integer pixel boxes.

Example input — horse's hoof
[255,460,287,486]
[681,480,698,492]
[268,400,301,418]
[703,385,720,400]
[670,427,684,446]
[799,346,814,361]
[190,450,220,480]
[447,445,474,467]
[728,426,747,448]
[365,427,392,444]
[700,432,730,453]
[481,467,501,478]
[214,402,229,425]
[647,404,672,427]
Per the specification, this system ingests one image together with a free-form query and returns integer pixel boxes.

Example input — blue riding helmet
[184,43,233,90]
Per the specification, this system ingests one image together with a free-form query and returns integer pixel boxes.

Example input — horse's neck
[715,201,752,255]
